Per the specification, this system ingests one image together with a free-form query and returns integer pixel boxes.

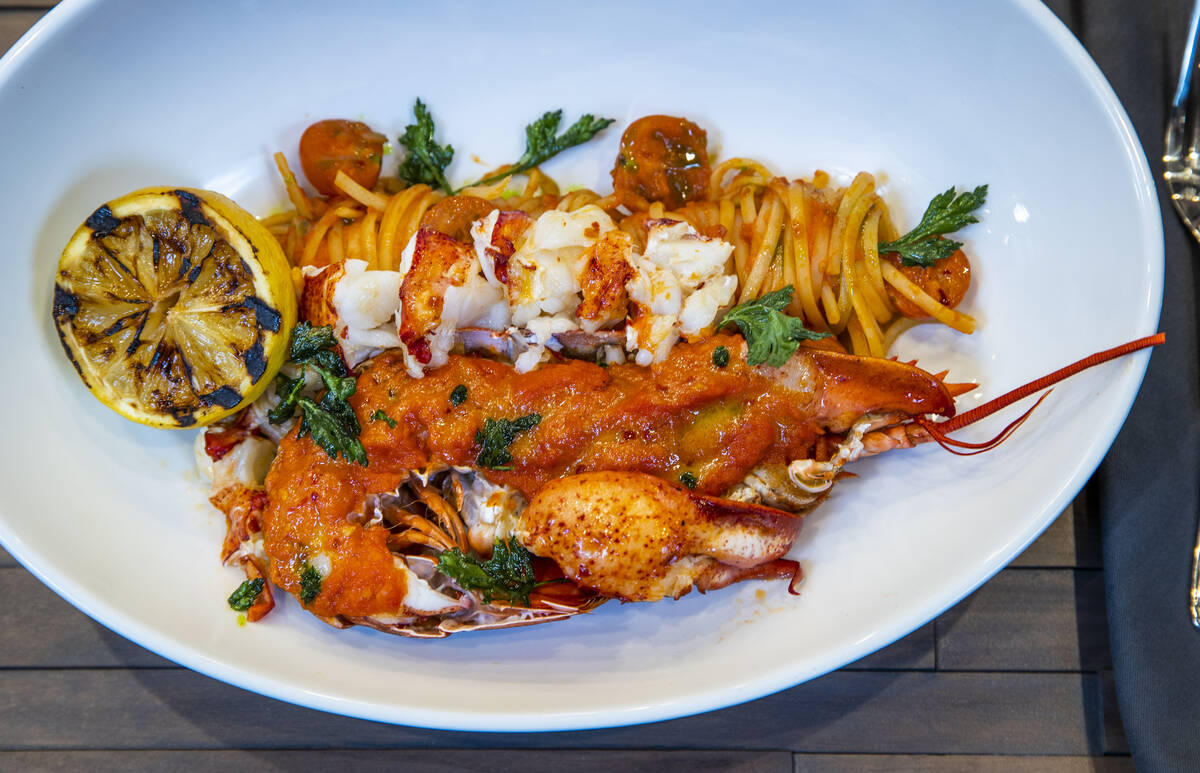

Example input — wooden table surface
[0,1,1160,770]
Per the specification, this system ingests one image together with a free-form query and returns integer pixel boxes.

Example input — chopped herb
[397,98,454,193]
[680,471,698,489]
[467,110,615,190]
[227,578,264,612]
[285,321,349,376]
[370,409,397,428]
[475,413,541,470]
[878,185,988,267]
[437,537,556,605]
[450,384,468,406]
[299,564,322,604]
[268,321,366,466]
[720,286,829,367]
[712,345,730,368]
[297,394,366,466]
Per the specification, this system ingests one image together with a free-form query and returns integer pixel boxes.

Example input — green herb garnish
[720,286,829,367]
[395,100,614,194]
[397,98,454,193]
[370,409,397,428]
[466,110,615,190]
[437,537,556,605]
[475,413,541,470]
[878,185,988,267]
[227,578,264,612]
[268,321,366,466]
[450,384,468,406]
[299,564,322,604]
[284,320,348,375]
[712,346,730,368]
[680,471,698,489]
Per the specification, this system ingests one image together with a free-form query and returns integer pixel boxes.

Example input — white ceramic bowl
[0,0,1161,730]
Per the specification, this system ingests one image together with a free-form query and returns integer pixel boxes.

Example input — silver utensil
[1163,0,1200,629]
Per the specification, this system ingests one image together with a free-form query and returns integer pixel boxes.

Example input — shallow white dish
[0,0,1161,731]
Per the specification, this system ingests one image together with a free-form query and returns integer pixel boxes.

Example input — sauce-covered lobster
[203,332,971,635]
[203,328,1162,636]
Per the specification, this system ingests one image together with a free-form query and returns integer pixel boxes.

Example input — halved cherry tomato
[610,115,710,209]
[419,195,498,243]
[885,247,972,318]
[299,119,386,197]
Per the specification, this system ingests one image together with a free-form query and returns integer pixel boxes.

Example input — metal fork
[1163,0,1200,629]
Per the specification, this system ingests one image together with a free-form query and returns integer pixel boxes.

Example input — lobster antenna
[914,332,1165,454]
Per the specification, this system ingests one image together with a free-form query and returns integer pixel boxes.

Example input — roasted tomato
[419,194,498,243]
[885,247,972,318]
[611,115,710,209]
[299,119,386,197]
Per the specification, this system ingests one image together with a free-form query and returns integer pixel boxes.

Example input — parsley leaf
[680,471,698,489]
[467,110,615,189]
[712,346,730,368]
[268,322,366,466]
[287,322,339,368]
[297,395,366,465]
[370,409,397,428]
[450,384,467,406]
[299,564,322,604]
[397,99,454,193]
[475,413,541,470]
[720,286,829,367]
[227,578,264,612]
[437,537,548,605]
[878,185,988,267]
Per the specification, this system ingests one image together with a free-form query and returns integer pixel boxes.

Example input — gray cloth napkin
[1092,2,1200,770]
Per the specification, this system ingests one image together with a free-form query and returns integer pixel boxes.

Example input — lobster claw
[515,471,803,602]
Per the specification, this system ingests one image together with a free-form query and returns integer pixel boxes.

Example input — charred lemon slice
[52,187,297,428]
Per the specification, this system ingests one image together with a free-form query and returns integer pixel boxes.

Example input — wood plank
[0,569,172,668]
[0,9,47,55]
[0,669,1101,755]
[792,754,1133,772]
[1010,496,1101,569]
[936,569,1109,671]
[0,749,792,773]
[1010,505,1078,568]
[842,623,934,671]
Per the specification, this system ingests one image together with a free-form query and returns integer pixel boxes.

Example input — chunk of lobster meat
[299,261,344,329]
[471,209,532,285]
[299,260,402,367]
[515,471,803,602]
[198,427,277,621]
[399,227,476,356]
[575,230,634,333]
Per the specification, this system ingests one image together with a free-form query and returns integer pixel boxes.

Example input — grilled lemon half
[52,187,297,428]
